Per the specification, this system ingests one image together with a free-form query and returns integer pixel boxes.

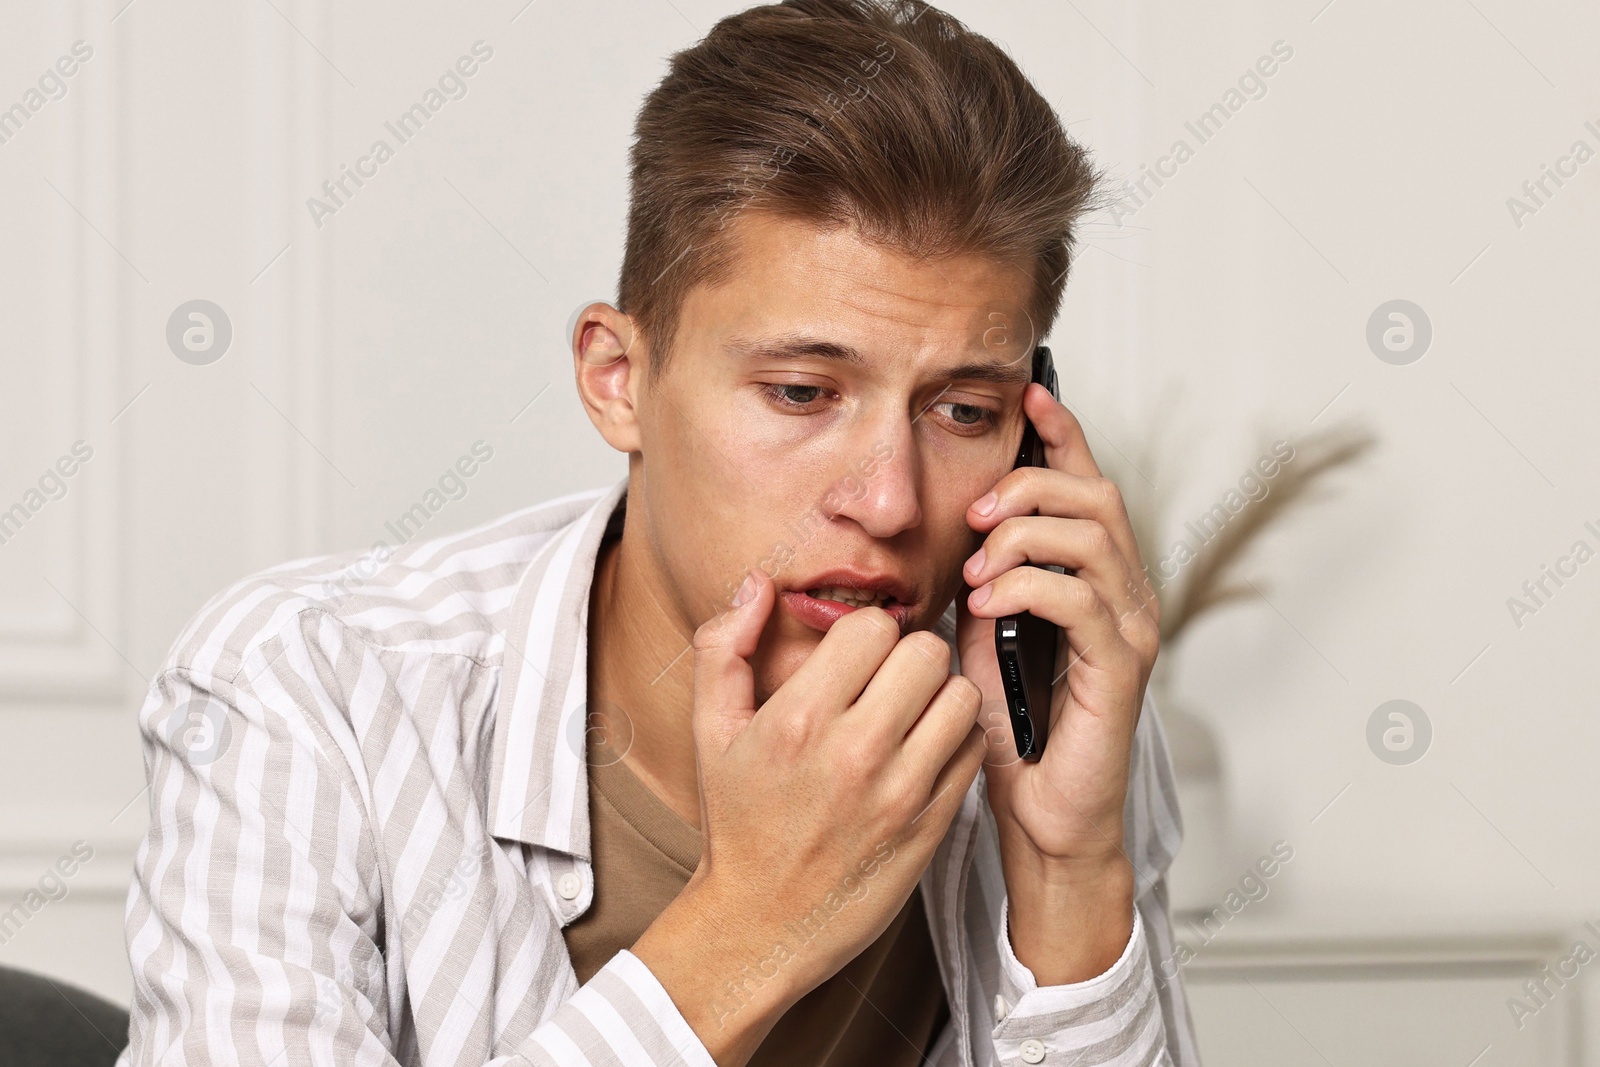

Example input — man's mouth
[806,585,892,609]
[779,571,915,632]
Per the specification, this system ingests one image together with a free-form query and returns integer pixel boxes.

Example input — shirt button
[993,994,1009,1022]
[556,872,582,900]
[1020,1038,1046,1064]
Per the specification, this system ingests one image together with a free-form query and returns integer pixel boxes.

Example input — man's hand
[632,567,986,1067]
[956,381,1161,986]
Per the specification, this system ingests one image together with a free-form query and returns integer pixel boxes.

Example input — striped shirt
[117,477,1200,1067]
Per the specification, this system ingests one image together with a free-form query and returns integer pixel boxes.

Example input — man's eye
[935,402,995,428]
[766,384,829,407]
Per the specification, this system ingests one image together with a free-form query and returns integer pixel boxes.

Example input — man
[119,1,1199,1064]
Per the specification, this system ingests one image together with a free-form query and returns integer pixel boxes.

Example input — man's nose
[825,424,922,538]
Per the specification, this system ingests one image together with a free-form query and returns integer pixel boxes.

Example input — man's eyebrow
[939,358,1033,386]
[725,333,1034,385]
[725,334,865,365]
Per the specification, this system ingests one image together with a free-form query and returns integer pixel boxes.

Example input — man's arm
[949,385,1201,1063]
[121,656,719,1066]
[971,875,1198,1066]
[122,590,986,1067]
[911,766,1195,1067]
[992,893,1169,1064]
[971,692,1201,1067]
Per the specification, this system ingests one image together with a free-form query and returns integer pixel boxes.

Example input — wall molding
[0,0,124,702]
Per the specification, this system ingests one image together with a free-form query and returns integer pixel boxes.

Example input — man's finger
[965,516,1148,623]
[781,605,903,720]
[969,467,1144,585]
[1026,383,1103,480]
[900,673,984,782]
[907,722,986,839]
[968,567,1140,687]
[854,630,955,744]
[691,567,775,754]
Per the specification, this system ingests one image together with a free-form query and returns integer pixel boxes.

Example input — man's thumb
[691,567,774,752]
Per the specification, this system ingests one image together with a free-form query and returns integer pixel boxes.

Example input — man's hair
[617,0,1105,377]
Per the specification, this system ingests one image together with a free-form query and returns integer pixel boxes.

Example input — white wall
[0,0,1595,1062]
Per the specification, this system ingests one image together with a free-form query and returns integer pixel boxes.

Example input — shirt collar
[487,476,629,858]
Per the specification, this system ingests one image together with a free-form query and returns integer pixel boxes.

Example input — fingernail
[731,570,757,607]
[969,582,992,609]
[973,492,998,517]
[965,547,986,578]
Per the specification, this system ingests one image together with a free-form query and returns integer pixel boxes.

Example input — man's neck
[588,513,705,829]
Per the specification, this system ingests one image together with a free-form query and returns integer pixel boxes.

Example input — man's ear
[572,302,645,454]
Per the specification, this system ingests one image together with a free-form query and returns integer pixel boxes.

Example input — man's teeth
[808,586,889,608]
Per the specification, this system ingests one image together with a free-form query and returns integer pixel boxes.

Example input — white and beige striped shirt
[118,477,1200,1067]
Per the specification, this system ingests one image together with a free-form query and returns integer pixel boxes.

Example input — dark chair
[0,966,128,1067]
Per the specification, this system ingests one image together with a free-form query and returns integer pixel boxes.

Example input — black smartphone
[993,345,1062,761]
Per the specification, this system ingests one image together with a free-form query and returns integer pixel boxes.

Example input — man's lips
[779,570,916,632]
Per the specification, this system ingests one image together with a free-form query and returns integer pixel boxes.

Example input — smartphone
[993,345,1062,761]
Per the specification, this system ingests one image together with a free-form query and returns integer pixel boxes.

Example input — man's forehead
[695,212,1038,366]
[724,211,1030,303]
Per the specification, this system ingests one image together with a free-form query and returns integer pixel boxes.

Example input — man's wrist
[996,824,1136,987]
[631,871,803,1067]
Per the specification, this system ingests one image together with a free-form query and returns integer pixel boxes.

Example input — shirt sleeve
[987,892,1173,1067]
[119,666,409,1066]
[118,659,720,1067]
[515,952,716,1067]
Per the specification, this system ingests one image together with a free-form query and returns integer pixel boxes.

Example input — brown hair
[617,0,1105,377]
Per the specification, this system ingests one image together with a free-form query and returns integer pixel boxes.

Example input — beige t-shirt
[562,734,950,1066]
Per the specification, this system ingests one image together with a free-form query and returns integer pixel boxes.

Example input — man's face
[633,210,1039,701]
